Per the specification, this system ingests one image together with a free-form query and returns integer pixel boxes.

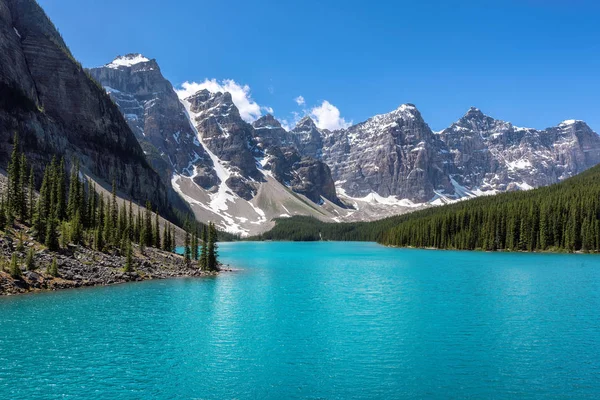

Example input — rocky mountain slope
[293,105,600,205]
[91,55,600,236]
[90,56,349,235]
[439,107,600,193]
[87,55,214,183]
[172,89,348,236]
[0,0,184,218]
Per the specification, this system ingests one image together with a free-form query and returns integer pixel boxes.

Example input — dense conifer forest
[0,134,220,278]
[257,164,600,253]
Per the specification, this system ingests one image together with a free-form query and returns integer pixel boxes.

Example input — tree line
[258,164,600,253]
[1,134,220,276]
[183,221,220,272]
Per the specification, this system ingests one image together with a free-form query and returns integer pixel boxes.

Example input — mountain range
[88,54,600,236]
[2,0,599,238]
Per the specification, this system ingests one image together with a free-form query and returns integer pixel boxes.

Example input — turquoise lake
[1,242,600,399]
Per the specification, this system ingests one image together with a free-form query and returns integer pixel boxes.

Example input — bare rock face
[290,104,600,203]
[187,90,263,185]
[261,145,345,206]
[289,157,343,206]
[291,117,324,159]
[0,0,184,217]
[439,108,600,192]
[253,114,295,149]
[291,105,455,202]
[87,55,215,183]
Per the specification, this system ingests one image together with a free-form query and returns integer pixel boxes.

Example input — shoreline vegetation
[0,135,223,296]
[254,164,600,254]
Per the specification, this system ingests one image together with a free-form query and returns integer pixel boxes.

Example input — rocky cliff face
[87,55,214,182]
[439,108,600,193]
[290,105,600,203]
[253,115,344,206]
[0,0,183,217]
[292,105,455,202]
[253,114,295,150]
[185,89,262,200]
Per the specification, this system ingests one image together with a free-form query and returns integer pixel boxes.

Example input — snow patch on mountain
[106,54,150,69]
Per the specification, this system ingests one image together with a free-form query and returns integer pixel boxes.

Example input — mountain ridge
[89,52,600,235]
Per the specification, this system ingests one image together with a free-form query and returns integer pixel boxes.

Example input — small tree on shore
[9,253,21,278]
[124,241,133,273]
[48,257,58,277]
[25,248,36,271]
[207,222,219,271]
[192,228,199,260]
[199,225,208,271]
[45,212,59,251]
[184,225,191,266]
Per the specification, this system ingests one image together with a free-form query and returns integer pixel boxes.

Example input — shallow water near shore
[1,242,600,399]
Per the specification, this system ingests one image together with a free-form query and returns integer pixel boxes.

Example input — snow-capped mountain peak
[105,53,151,69]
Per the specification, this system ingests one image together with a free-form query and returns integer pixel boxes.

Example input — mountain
[260,161,600,254]
[90,51,600,236]
[439,107,600,193]
[291,104,600,204]
[89,55,354,235]
[305,104,454,202]
[0,0,183,218]
[170,89,350,235]
[87,54,214,182]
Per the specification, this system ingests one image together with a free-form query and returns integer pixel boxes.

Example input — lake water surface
[1,242,600,399]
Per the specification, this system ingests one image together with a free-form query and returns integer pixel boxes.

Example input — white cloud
[176,79,263,122]
[262,106,274,114]
[294,95,305,106]
[310,101,351,130]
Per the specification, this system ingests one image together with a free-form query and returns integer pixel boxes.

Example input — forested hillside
[258,164,600,253]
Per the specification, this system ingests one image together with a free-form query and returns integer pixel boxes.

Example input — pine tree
[111,179,118,244]
[171,225,176,250]
[103,193,113,247]
[25,247,36,271]
[0,195,7,231]
[47,156,58,215]
[192,228,199,260]
[128,200,134,240]
[7,133,21,220]
[71,210,83,245]
[33,168,49,241]
[153,211,160,248]
[162,223,169,251]
[45,211,59,251]
[199,225,208,271]
[48,257,58,277]
[124,241,133,273]
[28,166,35,223]
[144,201,153,247]
[67,159,80,220]
[56,158,66,220]
[94,226,103,251]
[60,221,69,248]
[87,182,96,229]
[9,253,21,278]
[184,226,191,266]
[207,222,219,271]
[18,153,27,220]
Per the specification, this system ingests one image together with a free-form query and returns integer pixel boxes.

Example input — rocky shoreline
[0,236,224,296]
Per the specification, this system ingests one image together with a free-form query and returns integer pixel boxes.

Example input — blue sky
[39,0,600,131]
